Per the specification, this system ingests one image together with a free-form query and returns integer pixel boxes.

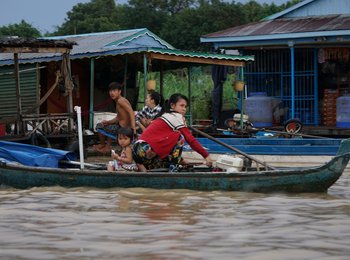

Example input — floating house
[0,29,253,138]
[201,0,350,130]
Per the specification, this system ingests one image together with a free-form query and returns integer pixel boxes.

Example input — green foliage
[116,4,168,35]
[137,67,240,121]
[160,1,248,51]
[47,0,301,49]
[0,20,41,38]
[53,0,120,36]
[127,0,196,14]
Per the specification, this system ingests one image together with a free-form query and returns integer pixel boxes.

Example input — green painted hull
[0,153,349,192]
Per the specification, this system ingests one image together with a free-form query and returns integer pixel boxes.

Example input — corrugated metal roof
[48,28,175,54]
[0,28,174,66]
[202,15,350,39]
[0,28,254,66]
[201,0,350,47]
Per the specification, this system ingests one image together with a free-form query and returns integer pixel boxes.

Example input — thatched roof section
[0,37,76,53]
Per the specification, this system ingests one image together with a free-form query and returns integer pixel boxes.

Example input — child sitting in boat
[132,93,213,172]
[111,127,138,171]
[136,90,164,133]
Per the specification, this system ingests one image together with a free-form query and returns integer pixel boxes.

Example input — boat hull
[0,153,349,192]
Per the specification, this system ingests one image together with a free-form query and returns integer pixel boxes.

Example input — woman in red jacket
[132,93,213,172]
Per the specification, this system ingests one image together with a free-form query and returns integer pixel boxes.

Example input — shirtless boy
[94,82,136,154]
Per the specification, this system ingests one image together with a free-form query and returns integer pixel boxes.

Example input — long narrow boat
[183,137,344,167]
[0,139,350,192]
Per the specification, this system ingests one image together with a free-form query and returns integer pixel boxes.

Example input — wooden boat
[1,139,350,193]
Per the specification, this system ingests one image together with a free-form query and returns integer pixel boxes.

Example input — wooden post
[89,58,95,130]
[14,53,23,134]
[123,56,128,97]
[143,54,148,105]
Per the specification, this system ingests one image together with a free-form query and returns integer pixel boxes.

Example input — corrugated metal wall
[244,49,318,125]
[0,64,38,120]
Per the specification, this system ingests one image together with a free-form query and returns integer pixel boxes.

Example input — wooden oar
[189,126,276,170]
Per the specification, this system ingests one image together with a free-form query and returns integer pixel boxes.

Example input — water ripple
[1,173,350,259]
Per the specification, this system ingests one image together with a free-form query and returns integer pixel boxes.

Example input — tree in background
[116,0,196,36]
[48,0,300,50]
[0,0,302,48]
[53,0,120,36]
[160,1,247,51]
[0,20,41,38]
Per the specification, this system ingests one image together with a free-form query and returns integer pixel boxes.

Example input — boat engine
[224,114,254,134]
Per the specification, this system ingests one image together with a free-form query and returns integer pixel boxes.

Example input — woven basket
[147,80,156,91]
[234,81,244,91]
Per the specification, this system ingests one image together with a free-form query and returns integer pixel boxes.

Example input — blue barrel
[336,95,350,128]
[244,92,274,127]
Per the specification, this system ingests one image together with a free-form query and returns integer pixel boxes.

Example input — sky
[0,0,291,34]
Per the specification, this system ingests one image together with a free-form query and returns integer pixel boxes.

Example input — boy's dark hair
[118,127,134,141]
[108,82,122,91]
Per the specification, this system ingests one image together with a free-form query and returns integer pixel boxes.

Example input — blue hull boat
[192,137,342,156]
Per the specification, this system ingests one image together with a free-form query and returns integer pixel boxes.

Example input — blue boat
[192,137,341,156]
[183,127,344,168]
[0,139,350,193]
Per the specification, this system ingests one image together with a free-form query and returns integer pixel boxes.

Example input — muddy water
[1,172,350,259]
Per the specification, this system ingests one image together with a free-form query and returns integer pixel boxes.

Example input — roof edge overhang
[201,30,350,43]
[0,47,254,67]
[201,30,350,49]
[146,48,253,67]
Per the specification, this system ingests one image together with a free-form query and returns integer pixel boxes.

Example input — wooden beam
[148,53,245,67]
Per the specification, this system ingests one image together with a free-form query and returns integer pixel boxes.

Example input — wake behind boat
[0,139,350,192]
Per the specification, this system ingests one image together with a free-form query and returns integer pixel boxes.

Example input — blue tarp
[0,141,77,168]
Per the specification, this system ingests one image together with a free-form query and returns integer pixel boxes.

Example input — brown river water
[1,171,350,259]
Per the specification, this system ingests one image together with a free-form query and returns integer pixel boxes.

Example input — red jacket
[139,118,209,159]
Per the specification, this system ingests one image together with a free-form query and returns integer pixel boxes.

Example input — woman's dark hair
[164,93,189,113]
[149,91,164,106]
[118,127,134,141]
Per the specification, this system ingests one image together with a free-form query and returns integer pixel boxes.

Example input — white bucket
[215,155,244,171]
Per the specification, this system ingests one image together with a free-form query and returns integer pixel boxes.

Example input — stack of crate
[322,89,339,126]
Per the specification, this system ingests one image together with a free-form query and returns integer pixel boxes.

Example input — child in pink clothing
[111,127,137,171]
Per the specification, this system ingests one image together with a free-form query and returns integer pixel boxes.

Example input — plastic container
[107,161,115,171]
[244,92,274,127]
[93,112,117,131]
[336,95,350,128]
[215,155,244,171]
